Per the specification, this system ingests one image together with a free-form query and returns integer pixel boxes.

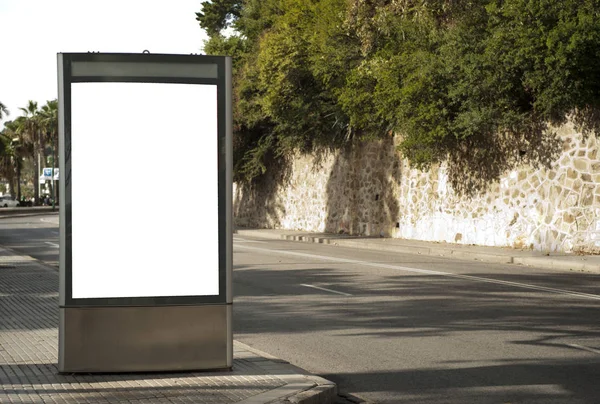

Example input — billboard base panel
[59,304,232,373]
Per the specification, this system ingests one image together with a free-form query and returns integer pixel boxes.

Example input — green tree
[200,0,356,181]
[199,0,600,193]
[0,101,9,121]
[38,99,58,205]
[0,118,29,200]
[18,101,45,203]
[38,100,58,160]
[196,0,242,36]
[0,132,16,196]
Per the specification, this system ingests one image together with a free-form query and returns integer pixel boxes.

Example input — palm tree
[2,118,29,201]
[38,100,58,206]
[0,101,9,121]
[0,101,14,194]
[19,101,43,204]
[39,100,58,150]
[0,131,16,195]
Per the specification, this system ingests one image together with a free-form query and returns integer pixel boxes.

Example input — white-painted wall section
[234,122,600,253]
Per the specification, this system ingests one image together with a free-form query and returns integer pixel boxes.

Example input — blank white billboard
[70,82,219,298]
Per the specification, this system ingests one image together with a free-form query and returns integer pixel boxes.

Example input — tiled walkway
[0,251,299,404]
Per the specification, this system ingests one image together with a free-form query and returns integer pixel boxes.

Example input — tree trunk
[7,176,15,198]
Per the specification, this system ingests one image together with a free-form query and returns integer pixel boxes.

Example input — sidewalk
[0,246,336,404]
[236,228,600,274]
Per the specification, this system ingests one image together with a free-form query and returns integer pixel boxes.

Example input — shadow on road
[234,265,600,403]
[234,264,600,337]
[321,359,600,404]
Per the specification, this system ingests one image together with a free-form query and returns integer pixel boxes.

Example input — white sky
[0,0,207,126]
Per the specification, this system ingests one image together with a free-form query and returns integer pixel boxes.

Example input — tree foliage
[198,0,600,191]
[0,101,9,121]
[196,0,242,36]
[0,118,28,198]
[0,99,58,201]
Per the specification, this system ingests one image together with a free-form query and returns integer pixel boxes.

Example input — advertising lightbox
[58,53,232,373]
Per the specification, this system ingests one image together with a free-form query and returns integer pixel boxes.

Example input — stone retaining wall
[234,122,600,253]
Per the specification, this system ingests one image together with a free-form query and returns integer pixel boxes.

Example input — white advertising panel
[70,82,219,298]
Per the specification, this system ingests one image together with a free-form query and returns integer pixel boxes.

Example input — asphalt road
[234,237,600,404]
[0,213,59,267]
[2,214,600,403]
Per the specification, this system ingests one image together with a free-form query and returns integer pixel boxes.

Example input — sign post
[57,53,233,373]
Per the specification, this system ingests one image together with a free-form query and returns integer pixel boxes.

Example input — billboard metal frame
[58,52,233,373]
[59,52,232,308]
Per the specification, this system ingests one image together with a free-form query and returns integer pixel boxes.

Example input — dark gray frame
[58,53,232,308]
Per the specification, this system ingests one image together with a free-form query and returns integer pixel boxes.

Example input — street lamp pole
[52,144,56,211]
[38,152,42,205]
[16,161,21,201]
[11,137,21,202]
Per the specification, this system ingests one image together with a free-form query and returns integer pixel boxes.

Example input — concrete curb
[513,256,600,272]
[235,341,337,404]
[236,229,600,274]
[281,382,338,404]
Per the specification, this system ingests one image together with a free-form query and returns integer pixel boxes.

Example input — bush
[198,0,600,193]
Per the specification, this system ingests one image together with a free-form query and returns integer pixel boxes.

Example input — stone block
[574,158,589,171]
[566,194,579,207]
[566,179,574,190]
[536,202,545,214]
[560,156,571,167]
[582,190,594,206]
[563,213,575,224]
